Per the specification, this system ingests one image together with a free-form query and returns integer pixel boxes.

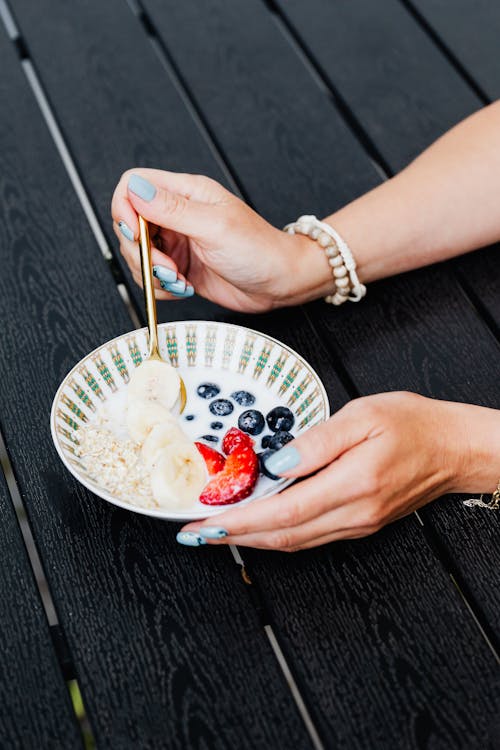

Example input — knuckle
[277,501,302,528]
[358,499,385,528]
[267,531,293,550]
[161,190,182,216]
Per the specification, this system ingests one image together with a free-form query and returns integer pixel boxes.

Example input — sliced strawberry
[199,446,259,505]
[222,427,254,456]
[195,442,226,476]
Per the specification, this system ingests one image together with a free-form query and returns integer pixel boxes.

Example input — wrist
[444,401,500,494]
[270,231,337,308]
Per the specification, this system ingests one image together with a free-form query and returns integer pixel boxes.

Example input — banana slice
[128,360,180,410]
[126,400,172,443]
[151,443,207,509]
[141,421,187,470]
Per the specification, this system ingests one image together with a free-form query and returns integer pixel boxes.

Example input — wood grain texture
[141,0,500,636]
[0,29,312,750]
[413,0,500,99]
[0,466,82,749]
[243,516,499,749]
[8,0,230,324]
[273,0,480,170]
[8,0,500,745]
[272,0,500,331]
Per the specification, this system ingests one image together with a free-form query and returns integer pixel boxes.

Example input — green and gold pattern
[127,337,142,367]
[69,379,95,412]
[110,347,129,382]
[238,334,256,373]
[186,326,197,366]
[253,343,273,379]
[279,363,300,396]
[80,367,105,401]
[266,351,288,387]
[93,356,117,392]
[287,373,313,406]
[61,394,88,422]
[52,321,329,515]
[205,326,217,366]
[222,329,237,369]
[165,327,179,367]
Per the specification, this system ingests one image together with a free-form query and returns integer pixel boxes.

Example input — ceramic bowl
[51,321,330,520]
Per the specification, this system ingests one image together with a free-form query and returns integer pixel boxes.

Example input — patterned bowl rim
[50,320,331,521]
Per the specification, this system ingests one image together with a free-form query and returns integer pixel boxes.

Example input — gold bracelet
[463,479,500,510]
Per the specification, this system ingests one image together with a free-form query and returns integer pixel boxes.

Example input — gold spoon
[138,215,187,412]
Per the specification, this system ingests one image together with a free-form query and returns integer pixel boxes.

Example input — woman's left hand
[180,391,470,551]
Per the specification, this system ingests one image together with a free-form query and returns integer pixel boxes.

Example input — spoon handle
[138,215,161,359]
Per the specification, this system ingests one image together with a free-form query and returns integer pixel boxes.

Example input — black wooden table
[1,2,499,748]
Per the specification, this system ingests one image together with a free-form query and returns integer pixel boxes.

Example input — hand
[111,169,331,311]
[180,392,480,551]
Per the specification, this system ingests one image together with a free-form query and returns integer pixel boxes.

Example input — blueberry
[231,390,256,407]
[185,414,195,421]
[197,383,220,399]
[200,434,219,443]
[209,399,234,417]
[266,406,295,433]
[210,421,224,430]
[268,431,294,451]
[261,435,272,449]
[259,450,281,480]
[238,409,265,435]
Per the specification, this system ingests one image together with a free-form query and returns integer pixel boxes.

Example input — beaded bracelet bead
[284,214,366,306]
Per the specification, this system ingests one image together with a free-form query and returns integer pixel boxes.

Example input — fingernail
[264,445,300,475]
[176,531,207,547]
[153,265,177,284]
[128,174,157,202]
[118,221,134,241]
[182,285,195,298]
[199,527,228,539]
[160,279,186,294]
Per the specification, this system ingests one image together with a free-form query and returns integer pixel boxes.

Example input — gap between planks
[1,0,498,734]
[0,6,328,746]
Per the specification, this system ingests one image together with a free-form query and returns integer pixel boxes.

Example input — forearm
[329,101,500,283]
[287,102,500,303]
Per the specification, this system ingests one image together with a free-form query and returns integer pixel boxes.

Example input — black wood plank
[274,0,480,170]
[0,25,314,750]
[412,0,500,99]
[9,0,500,745]
[0,466,82,749]
[243,518,499,749]
[271,0,500,334]
[267,0,500,620]
[142,0,500,620]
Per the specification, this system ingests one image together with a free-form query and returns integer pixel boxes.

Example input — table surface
[0,1,499,748]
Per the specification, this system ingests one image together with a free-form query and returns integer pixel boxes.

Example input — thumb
[263,400,372,478]
[127,173,216,238]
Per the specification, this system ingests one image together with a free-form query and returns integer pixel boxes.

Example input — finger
[126,173,226,240]
[262,398,375,480]
[183,454,361,538]
[203,499,378,551]
[112,168,230,237]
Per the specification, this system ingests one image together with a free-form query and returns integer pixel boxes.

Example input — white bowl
[51,321,330,521]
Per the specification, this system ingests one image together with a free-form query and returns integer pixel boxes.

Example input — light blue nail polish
[160,279,186,294]
[128,174,157,202]
[182,285,195,298]
[199,527,228,539]
[118,221,134,241]
[176,531,207,547]
[264,445,300,475]
[153,265,177,284]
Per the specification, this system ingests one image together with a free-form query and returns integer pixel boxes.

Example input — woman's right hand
[111,169,331,312]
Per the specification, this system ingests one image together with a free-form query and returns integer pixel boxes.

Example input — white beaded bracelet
[284,214,366,305]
